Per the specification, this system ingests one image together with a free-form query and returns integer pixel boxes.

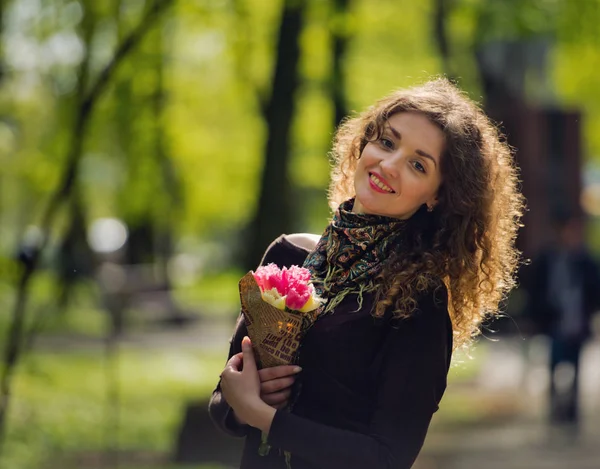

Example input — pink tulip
[282,265,311,286]
[253,263,319,311]
[253,263,286,296]
[285,284,312,310]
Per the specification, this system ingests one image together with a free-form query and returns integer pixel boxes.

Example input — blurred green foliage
[1,0,599,256]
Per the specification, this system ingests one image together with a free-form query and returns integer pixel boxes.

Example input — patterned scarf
[302,198,409,314]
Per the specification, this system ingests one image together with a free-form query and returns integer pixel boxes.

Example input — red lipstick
[368,172,395,194]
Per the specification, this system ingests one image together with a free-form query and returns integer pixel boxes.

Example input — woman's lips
[368,172,395,194]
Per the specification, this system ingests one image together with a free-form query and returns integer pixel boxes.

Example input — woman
[209,78,524,469]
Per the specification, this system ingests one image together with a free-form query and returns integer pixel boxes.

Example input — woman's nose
[380,156,400,180]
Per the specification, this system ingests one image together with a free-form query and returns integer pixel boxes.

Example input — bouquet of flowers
[238,263,323,370]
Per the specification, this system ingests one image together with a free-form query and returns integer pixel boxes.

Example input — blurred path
[418,423,600,469]
[416,335,600,469]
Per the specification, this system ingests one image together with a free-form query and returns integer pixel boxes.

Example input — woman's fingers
[258,365,302,382]
[219,340,262,425]
[223,343,301,410]
[260,376,296,394]
[223,353,243,374]
[261,388,291,407]
[241,337,257,374]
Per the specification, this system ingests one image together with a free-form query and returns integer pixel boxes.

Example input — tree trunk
[151,23,181,288]
[0,0,5,84]
[331,0,350,129]
[432,0,455,79]
[245,0,306,271]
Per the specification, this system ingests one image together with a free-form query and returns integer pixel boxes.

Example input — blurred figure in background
[525,210,600,428]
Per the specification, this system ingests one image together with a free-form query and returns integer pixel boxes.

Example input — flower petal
[285,286,310,311]
[254,263,286,295]
[261,288,286,310]
[298,294,323,313]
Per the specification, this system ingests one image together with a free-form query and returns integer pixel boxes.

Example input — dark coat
[208,235,452,469]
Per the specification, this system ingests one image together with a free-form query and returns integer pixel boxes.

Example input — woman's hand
[220,337,277,432]
[224,351,301,425]
[258,364,302,410]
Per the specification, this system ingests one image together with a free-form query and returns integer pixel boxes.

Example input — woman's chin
[354,193,383,216]
[354,194,414,220]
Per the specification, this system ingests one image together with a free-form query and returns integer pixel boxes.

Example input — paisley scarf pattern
[303,198,409,314]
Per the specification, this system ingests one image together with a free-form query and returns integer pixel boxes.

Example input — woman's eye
[413,161,426,173]
[379,138,393,149]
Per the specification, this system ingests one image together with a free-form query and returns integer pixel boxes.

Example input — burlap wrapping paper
[239,272,315,369]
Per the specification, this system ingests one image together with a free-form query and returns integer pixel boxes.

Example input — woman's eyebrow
[387,124,438,168]
[415,150,438,167]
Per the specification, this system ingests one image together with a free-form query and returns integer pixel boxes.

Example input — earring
[427,205,434,212]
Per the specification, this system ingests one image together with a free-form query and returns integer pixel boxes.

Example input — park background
[1,0,600,468]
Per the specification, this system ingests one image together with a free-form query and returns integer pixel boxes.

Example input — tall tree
[432,0,455,79]
[331,0,350,129]
[0,0,5,85]
[245,0,307,270]
[151,21,182,291]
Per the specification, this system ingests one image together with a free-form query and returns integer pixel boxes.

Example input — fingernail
[242,336,251,348]
[293,366,302,373]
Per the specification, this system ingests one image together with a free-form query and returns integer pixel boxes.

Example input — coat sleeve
[207,235,310,437]
[266,287,452,469]
[207,313,250,437]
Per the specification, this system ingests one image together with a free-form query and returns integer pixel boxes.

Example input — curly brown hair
[328,78,525,350]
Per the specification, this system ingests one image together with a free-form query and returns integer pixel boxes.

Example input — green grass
[0,268,239,468]
[2,347,225,469]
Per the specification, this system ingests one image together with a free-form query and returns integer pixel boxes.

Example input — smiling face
[352,112,445,219]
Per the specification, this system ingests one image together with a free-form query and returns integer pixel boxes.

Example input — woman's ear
[426,196,439,211]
